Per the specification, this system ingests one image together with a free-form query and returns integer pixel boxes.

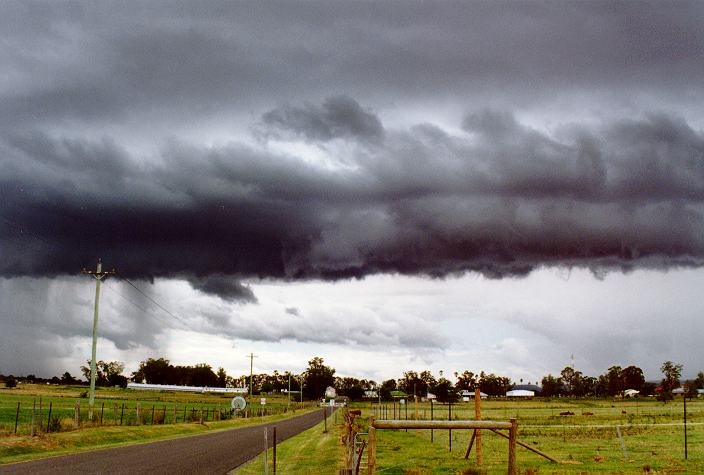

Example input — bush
[4,375,17,388]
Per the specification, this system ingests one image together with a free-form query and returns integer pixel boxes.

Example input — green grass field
[364,397,704,473]
[0,383,315,465]
[3,386,703,473]
[231,398,703,474]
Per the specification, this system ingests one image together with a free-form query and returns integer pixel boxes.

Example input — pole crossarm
[373,420,512,430]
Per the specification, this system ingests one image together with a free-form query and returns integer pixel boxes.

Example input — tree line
[2,358,703,403]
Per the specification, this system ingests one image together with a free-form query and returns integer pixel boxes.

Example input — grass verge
[234,415,342,474]
[0,408,317,466]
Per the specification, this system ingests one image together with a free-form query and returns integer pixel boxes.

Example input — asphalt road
[1,409,328,474]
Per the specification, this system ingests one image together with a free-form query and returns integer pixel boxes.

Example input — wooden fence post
[273,426,277,474]
[136,403,141,425]
[113,403,118,425]
[31,399,36,437]
[120,403,124,425]
[14,402,20,434]
[100,402,105,424]
[475,388,482,465]
[367,416,376,475]
[46,402,53,433]
[74,400,81,428]
[508,418,517,475]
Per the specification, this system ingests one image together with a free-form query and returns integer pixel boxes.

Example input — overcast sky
[2,1,704,384]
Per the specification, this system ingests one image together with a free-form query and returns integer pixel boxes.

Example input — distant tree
[335,376,365,401]
[621,366,645,392]
[581,376,598,396]
[431,378,457,403]
[4,375,17,388]
[60,372,78,384]
[454,371,478,391]
[379,379,397,401]
[478,372,512,396]
[216,367,227,388]
[419,371,437,396]
[605,366,624,396]
[398,371,423,396]
[302,357,335,400]
[81,360,127,387]
[560,367,588,396]
[132,358,172,384]
[693,372,704,389]
[642,381,657,396]
[658,361,683,402]
[540,374,563,397]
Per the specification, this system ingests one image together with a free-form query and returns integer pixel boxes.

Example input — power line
[2,213,192,329]
[118,275,191,328]
[0,213,59,249]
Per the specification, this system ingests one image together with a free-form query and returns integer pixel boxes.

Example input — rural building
[460,390,487,401]
[505,389,535,398]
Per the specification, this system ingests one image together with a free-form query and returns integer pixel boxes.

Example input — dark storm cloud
[2,106,704,282]
[188,276,257,303]
[1,2,704,281]
[261,96,384,143]
[1,2,702,132]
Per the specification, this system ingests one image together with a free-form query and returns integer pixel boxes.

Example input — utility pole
[82,258,115,421]
[247,353,257,398]
[288,373,291,406]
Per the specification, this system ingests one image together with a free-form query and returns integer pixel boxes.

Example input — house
[506,389,535,398]
[364,390,379,399]
[460,389,487,401]
[390,390,408,400]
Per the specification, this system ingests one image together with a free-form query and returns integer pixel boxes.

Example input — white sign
[399,399,405,405]
[260,397,266,405]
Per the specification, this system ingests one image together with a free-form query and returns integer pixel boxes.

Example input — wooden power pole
[248,353,257,398]
[82,258,115,420]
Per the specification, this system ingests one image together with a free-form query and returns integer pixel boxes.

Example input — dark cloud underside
[2,104,704,281]
[1,2,703,281]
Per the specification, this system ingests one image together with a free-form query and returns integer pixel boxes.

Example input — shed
[505,389,535,398]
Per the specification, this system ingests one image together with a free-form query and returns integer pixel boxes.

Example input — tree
[216,367,227,388]
[693,372,704,389]
[605,366,623,396]
[454,371,478,391]
[60,372,78,384]
[658,361,683,402]
[132,358,172,384]
[81,360,127,388]
[431,378,457,403]
[540,374,563,397]
[398,371,423,396]
[302,357,335,400]
[4,375,17,388]
[419,371,437,396]
[478,372,512,396]
[621,366,645,392]
[379,379,397,401]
